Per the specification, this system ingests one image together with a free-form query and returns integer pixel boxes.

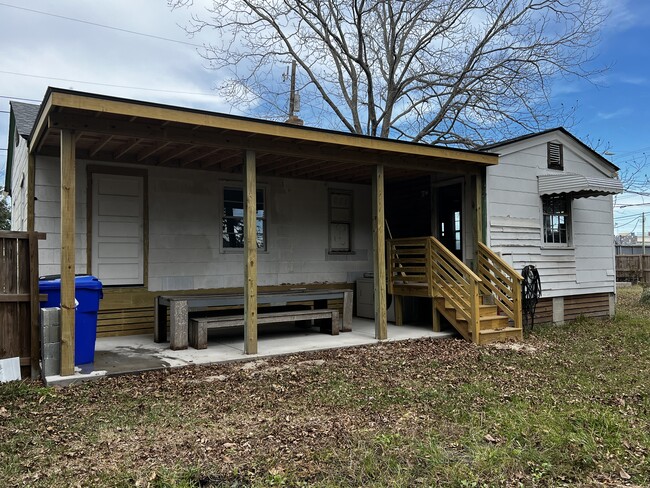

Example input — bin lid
[39,275,103,291]
[75,275,103,290]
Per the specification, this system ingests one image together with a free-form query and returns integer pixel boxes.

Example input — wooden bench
[188,308,340,349]
[155,288,353,350]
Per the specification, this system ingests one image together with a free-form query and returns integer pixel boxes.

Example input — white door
[92,174,144,285]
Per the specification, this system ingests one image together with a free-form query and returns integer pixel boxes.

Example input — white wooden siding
[34,156,87,276]
[9,136,29,231]
[486,132,617,297]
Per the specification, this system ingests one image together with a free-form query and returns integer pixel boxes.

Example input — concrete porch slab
[44,318,454,386]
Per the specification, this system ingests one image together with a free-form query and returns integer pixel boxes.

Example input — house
[6,89,621,376]
[6,87,528,376]
[483,129,623,324]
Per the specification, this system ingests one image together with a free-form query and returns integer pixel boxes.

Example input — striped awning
[538,173,623,199]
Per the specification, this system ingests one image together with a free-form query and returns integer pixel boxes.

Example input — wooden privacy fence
[616,254,650,283]
[0,231,45,379]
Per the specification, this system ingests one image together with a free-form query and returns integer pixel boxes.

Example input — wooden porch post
[372,164,388,340]
[472,171,484,273]
[244,150,258,354]
[60,130,76,376]
[27,153,36,232]
[474,171,484,244]
[28,151,40,378]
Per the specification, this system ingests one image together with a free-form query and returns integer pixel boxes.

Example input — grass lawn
[1,286,649,487]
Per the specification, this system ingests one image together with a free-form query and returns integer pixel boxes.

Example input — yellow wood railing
[387,237,433,297]
[388,236,483,342]
[477,242,523,331]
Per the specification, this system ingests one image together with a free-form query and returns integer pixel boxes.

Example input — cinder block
[40,307,61,327]
[43,325,61,344]
[43,342,60,360]
[42,357,60,377]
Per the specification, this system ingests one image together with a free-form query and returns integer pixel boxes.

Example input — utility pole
[289,60,297,118]
[284,60,303,126]
[641,212,645,255]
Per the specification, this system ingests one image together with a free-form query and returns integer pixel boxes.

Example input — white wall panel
[486,131,617,297]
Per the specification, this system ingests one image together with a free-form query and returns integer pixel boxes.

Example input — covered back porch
[28,88,507,377]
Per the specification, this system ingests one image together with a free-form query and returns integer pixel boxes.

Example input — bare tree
[618,155,650,199]
[169,0,605,147]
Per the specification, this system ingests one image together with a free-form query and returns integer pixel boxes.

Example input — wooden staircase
[388,237,523,345]
[434,296,521,344]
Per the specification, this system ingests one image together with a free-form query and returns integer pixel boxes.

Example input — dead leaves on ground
[1,299,649,487]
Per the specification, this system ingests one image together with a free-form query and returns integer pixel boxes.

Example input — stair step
[479,304,498,317]
[434,296,522,345]
[479,327,523,345]
[479,315,510,330]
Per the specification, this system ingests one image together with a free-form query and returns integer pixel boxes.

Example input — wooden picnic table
[154,288,354,350]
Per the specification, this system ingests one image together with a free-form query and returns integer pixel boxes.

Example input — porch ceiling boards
[30,88,498,184]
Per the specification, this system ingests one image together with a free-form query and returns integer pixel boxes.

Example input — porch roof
[29,87,498,184]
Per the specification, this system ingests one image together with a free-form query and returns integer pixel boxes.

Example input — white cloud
[0,0,243,184]
[619,75,647,86]
[601,0,650,32]
[597,107,631,120]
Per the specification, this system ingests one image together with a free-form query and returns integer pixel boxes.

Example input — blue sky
[0,0,648,234]
[551,4,650,235]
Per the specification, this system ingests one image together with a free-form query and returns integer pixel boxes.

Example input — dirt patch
[489,342,538,353]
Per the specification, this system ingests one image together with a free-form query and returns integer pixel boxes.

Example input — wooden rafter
[137,141,171,162]
[39,91,496,167]
[47,112,494,172]
[182,147,222,166]
[88,135,113,157]
[113,138,140,160]
[202,151,240,169]
[157,145,195,165]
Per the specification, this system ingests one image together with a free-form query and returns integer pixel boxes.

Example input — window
[329,190,353,253]
[542,195,570,245]
[453,210,461,251]
[547,142,563,170]
[222,187,266,250]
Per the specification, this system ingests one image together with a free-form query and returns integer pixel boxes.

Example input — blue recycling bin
[39,275,104,365]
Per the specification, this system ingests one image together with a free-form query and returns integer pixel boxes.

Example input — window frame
[328,188,354,254]
[547,142,564,170]
[220,183,268,252]
[541,194,572,247]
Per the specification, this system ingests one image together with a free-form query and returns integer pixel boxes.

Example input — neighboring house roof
[480,127,619,172]
[10,101,40,140]
[3,101,41,193]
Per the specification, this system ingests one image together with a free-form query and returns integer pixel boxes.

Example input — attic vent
[547,142,563,170]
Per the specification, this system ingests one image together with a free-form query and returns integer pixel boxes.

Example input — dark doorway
[385,176,431,238]
[385,176,432,325]
[437,183,463,260]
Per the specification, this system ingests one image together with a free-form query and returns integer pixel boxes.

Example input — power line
[0,2,204,49]
[0,95,41,102]
[616,218,641,228]
[0,70,218,98]
[613,144,650,157]
[615,202,650,208]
